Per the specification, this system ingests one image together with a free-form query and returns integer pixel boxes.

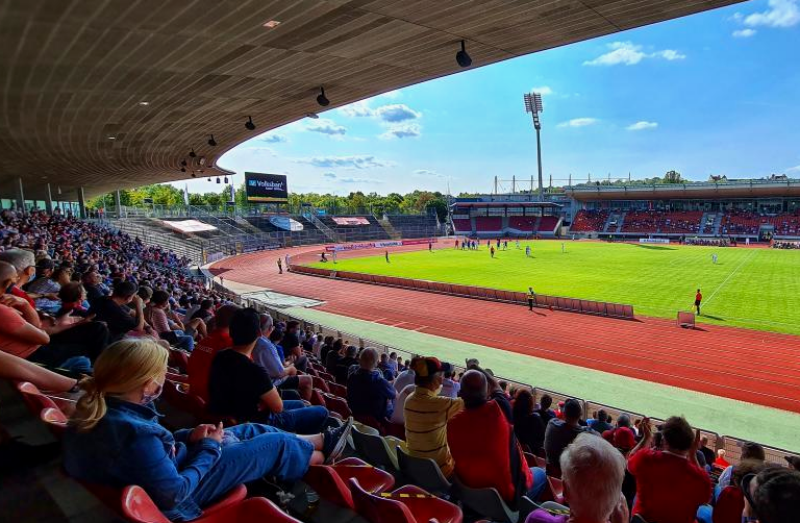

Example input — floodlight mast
[523,92,545,201]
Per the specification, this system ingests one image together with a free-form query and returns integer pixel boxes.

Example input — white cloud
[743,0,800,28]
[241,146,276,156]
[379,123,421,139]
[557,118,599,128]
[339,101,374,118]
[258,133,287,143]
[732,28,757,38]
[323,172,337,178]
[530,86,554,96]
[787,164,800,173]
[379,90,402,100]
[375,104,422,123]
[306,118,346,136]
[297,155,391,170]
[413,169,448,179]
[322,172,383,184]
[584,41,686,66]
[626,121,659,131]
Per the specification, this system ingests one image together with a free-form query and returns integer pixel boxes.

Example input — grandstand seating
[452,218,472,233]
[621,210,703,234]
[474,217,502,232]
[386,214,440,238]
[508,216,536,232]
[571,210,609,232]
[537,216,560,232]
[318,215,390,241]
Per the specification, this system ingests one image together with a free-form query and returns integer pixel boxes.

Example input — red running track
[211,245,800,414]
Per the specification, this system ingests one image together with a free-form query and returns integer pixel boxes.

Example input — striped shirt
[403,386,464,477]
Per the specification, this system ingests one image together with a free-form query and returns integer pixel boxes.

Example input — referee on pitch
[528,286,537,311]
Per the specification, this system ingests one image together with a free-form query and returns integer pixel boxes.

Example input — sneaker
[322,417,353,464]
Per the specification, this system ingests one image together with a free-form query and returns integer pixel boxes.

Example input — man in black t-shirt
[90,280,144,342]
[208,308,329,434]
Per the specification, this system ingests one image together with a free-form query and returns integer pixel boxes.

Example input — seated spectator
[81,270,107,306]
[377,352,394,380]
[281,333,308,374]
[187,304,240,402]
[544,398,592,476]
[627,416,712,523]
[347,348,396,423]
[742,466,800,523]
[27,260,69,312]
[699,435,717,469]
[334,345,359,384]
[387,351,399,375]
[56,282,90,317]
[587,409,613,433]
[145,290,196,352]
[252,314,312,400]
[325,338,343,372]
[712,459,766,523]
[513,389,546,454]
[404,357,464,477]
[319,335,335,363]
[63,339,352,522]
[525,433,628,523]
[537,394,556,423]
[786,455,800,471]
[0,248,38,307]
[449,369,546,505]
[718,441,765,488]
[208,308,329,434]
[602,414,637,452]
[90,280,144,342]
[439,363,460,398]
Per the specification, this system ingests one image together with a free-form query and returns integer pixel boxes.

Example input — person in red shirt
[447,369,546,506]
[0,248,37,308]
[695,288,702,315]
[627,416,712,523]
[188,304,240,402]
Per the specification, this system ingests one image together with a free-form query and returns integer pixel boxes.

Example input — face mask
[141,382,164,405]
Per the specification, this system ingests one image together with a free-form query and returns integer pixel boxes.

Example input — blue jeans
[175,423,314,510]
[262,400,329,435]
[527,466,547,501]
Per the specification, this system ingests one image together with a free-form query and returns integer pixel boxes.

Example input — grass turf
[309,241,800,335]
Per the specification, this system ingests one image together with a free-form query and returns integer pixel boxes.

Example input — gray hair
[359,347,378,370]
[0,248,35,272]
[617,413,631,428]
[259,313,274,331]
[559,433,625,519]
[346,345,358,357]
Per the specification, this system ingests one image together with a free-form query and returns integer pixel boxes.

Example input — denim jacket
[63,398,222,521]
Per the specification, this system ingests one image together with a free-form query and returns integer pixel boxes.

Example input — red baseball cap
[613,427,637,450]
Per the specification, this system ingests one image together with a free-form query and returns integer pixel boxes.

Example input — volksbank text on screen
[245,172,288,203]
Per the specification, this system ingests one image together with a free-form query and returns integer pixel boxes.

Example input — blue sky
[174,0,800,196]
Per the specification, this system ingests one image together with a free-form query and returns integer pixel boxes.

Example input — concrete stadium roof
[0,0,746,199]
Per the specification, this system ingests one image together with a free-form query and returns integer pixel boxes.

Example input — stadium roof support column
[77,186,86,220]
[115,190,122,218]
[15,177,25,213]
[44,183,53,214]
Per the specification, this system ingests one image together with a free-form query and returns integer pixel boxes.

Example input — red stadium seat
[323,393,352,419]
[304,457,395,509]
[40,407,68,438]
[312,376,330,393]
[349,478,463,523]
[326,381,347,397]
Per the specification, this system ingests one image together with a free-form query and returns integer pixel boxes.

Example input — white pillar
[115,190,122,217]
[15,177,25,212]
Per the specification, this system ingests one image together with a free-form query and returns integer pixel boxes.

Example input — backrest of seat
[40,407,68,437]
[16,381,58,414]
[713,486,745,523]
[121,485,171,523]
[453,476,516,523]
[323,393,352,418]
[304,465,354,509]
[396,446,451,495]
[352,428,397,471]
[348,478,415,523]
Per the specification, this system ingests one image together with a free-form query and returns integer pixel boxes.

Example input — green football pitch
[309,241,800,335]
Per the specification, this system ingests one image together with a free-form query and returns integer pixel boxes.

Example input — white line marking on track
[703,249,758,307]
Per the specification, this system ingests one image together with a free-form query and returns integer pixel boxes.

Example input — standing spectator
[439,363,460,398]
[544,398,592,476]
[207,308,329,434]
[334,345,358,384]
[513,389,546,455]
[347,348,396,423]
[525,433,629,523]
[588,409,614,433]
[718,441,765,488]
[404,357,464,477]
[537,394,556,424]
[627,416,712,523]
[448,370,546,505]
[698,436,717,470]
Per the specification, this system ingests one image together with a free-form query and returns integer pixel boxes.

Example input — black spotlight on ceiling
[316,87,329,107]
[456,39,472,68]
[208,134,217,147]
[216,177,221,184]
[224,176,229,184]
[245,116,256,131]
[180,159,187,167]
[207,177,212,182]
[191,172,196,178]
[189,148,197,158]
[180,167,186,172]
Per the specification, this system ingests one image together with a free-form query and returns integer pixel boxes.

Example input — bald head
[459,369,488,408]
[359,347,378,370]
[0,261,17,285]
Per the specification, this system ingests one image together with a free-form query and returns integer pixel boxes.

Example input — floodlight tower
[523,91,545,201]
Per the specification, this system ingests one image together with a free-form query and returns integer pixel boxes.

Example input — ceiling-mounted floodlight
[191,172,196,178]
[180,167,186,172]
[208,134,217,147]
[189,149,197,158]
[180,159,187,167]
[245,116,256,131]
[224,176,229,184]
[207,177,212,182]
[216,177,221,184]
[456,40,472,68]
[306,112,319,119]
[316,87,330,107]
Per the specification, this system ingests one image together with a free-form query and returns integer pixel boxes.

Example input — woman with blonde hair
[63,339,352,522]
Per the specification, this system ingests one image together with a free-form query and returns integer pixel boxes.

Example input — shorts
[277,376,301,390]
[694,300,701,306]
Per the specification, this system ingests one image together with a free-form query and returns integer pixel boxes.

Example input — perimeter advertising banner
[245,172,288,203]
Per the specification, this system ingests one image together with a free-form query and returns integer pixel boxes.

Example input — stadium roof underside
[0,0,746,200]
[454,201,563,208]
[566,179,800,201]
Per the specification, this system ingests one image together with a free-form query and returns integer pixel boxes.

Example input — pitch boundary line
[702,249,758,308]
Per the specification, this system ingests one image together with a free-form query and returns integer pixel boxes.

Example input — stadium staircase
[603,212,623,233]
[308,214,342,243]
[614,212,627,233]
[233,216,263,234]
[107,218,205,262]
[711,212,724,235]
[377,218,402,240]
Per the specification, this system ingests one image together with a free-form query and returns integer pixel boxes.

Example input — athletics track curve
[209,242,800,414]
